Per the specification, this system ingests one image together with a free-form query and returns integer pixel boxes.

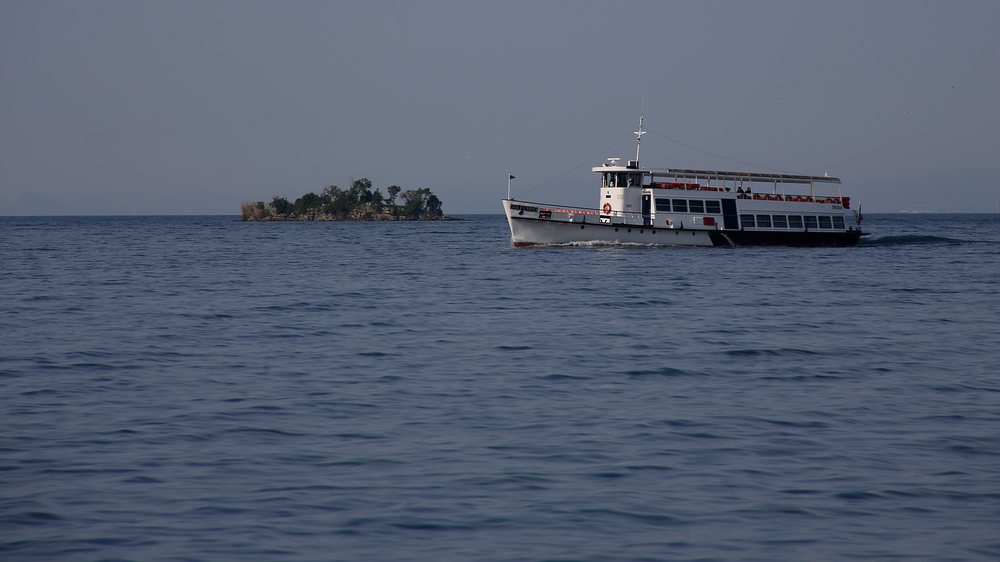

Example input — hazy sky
[2,1,998,214]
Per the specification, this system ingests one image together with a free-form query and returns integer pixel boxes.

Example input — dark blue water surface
[2,214,999,561]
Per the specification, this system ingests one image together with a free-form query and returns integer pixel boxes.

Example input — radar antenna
[634,101,646,165]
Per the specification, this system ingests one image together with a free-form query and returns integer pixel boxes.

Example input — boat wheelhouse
[502,117,866,247]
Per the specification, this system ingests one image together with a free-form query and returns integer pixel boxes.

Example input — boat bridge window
[672,199,688,213]
[756,215,772,228]
[705,201,721,214]
[655,199,671,212]
[740,214,755,228]
[832,216,845,229]
[804,216,818,229]
[818,216,833,229]
[788,216,803,229]
[772,215,788,228]
[689,200,705,213]
[604,172,642,187]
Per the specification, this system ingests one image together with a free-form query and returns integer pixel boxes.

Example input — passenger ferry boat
[503,117,866,247]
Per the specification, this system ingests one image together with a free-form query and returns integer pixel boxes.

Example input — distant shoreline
[240,212,466,222]
[240,179,466,222]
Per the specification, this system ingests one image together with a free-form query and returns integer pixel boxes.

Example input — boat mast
[634,103,645,166]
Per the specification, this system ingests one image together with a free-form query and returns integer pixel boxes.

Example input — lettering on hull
[508,204,538,212]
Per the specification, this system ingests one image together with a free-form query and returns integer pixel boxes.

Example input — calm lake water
[2,213,999,561]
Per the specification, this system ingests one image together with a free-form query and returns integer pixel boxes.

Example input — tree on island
[270,196,291,215]
[400,188,443,218]
[293,192,321,215]
[348,178,373,205]
[386,185,401,206]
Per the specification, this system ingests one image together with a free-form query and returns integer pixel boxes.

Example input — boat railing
[597,210,646,221]
[649,182,722,191]
[541,206,599,216]
[510,200,601,217]
[646,182,850,209]
[534,204,646,223]
[741,194,849,207]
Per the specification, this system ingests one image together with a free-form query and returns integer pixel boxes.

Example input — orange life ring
[602,203,612,213]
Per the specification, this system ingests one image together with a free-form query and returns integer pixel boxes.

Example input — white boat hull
[503,199,714,247]
[502,198,864,247]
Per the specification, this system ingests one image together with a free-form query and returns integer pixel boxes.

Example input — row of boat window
[741,214,846,229]
[654,199,722,214]
[652,198,847,230]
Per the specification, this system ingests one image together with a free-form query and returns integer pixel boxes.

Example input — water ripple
[1,214,998,561]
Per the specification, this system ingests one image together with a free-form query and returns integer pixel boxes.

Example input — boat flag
[509,175,515,179]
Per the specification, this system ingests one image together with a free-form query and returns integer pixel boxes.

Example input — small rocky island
[240,178,462,221]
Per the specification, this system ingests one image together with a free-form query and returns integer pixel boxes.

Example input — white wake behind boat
[503,117,866,247]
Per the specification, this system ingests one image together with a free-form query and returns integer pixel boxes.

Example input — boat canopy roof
[650,168,840,184]
[591,164,840,184]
